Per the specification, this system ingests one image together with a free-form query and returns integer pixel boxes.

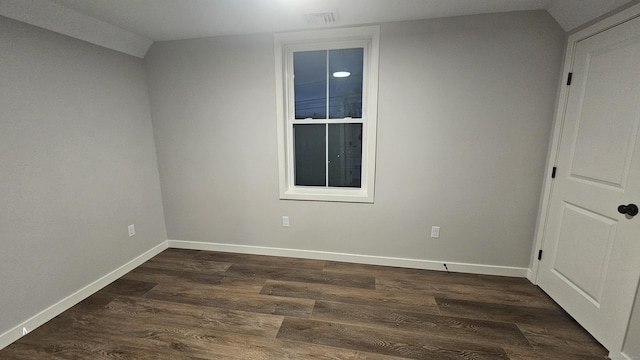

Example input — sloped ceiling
[0,0,635,58]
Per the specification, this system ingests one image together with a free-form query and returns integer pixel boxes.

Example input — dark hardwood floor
[0,249,609,359]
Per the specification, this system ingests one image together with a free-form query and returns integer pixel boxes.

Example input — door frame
[529,2,640,358]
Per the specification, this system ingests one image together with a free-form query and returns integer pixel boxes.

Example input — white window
[274,26,380,203]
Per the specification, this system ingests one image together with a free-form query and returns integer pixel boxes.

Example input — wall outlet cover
[431,226,440,239]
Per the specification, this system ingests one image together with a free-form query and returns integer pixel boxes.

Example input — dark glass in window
[328,123,362,187]
[294,51,327,119]
[294,124,326,186]
[329,48,363,119]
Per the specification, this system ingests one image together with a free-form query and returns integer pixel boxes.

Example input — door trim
[529,2,640,285]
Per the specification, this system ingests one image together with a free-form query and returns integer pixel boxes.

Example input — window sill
[280,187,374,203]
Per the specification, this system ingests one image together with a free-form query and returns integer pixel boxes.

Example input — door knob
[618,204,639,217]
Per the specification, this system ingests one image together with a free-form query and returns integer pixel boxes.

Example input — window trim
[274,26,380,203]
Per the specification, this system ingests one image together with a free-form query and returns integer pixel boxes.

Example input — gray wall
[146,10,565,268]
[0,15,166,336]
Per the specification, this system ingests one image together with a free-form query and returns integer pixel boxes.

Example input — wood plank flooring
[0,249,609,359]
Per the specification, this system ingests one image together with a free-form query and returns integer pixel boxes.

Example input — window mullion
[325,123,329,188]
[325,49,330,121]
[325,50,330,188]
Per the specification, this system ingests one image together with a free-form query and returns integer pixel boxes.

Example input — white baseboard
[167,240,529,278]
[0,241,168,351]
[527,268,536,284]
[609,351,633,360]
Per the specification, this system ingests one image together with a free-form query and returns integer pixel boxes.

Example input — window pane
[294,124,326,186]
[329,48,363,119]
[328,123,362,187]
[294,50,327,119]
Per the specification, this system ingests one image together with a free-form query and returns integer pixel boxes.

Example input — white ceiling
[0,0,635,58]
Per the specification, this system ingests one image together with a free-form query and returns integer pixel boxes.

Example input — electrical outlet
[282,216,290,227]
[430,226,440,239]
[128,224,136,237]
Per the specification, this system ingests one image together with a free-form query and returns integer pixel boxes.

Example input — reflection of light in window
[332,71,351,78]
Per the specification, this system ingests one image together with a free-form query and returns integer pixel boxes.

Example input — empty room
[1,0,639,359]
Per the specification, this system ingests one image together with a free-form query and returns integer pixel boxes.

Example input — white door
[537,15,640,353]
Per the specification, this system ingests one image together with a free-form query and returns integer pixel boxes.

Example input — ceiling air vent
[305,12,338,25]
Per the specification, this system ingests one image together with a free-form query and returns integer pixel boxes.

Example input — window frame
[274,26,380,203]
